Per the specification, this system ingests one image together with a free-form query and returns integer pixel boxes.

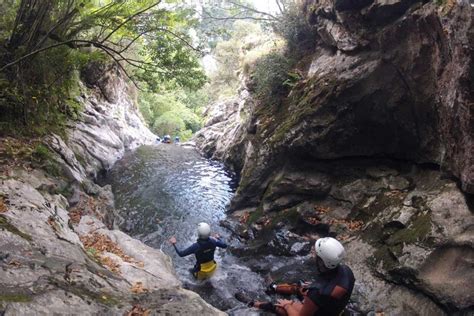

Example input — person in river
[250,237,355,316]
[169,222,227,280]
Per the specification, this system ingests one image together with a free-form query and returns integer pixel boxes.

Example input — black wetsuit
[306,264,355,315]
[258,264,355,315]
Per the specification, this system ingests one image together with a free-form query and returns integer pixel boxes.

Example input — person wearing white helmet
[251,237,355,316]
[169,222,227,279]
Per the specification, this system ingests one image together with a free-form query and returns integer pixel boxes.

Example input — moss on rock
[386,212,432,245]
[270,207,300,227]
[0,215,32,241]
[0,293,33,303]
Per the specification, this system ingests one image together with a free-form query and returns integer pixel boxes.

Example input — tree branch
[201,8,275,23]
[275,0,285,14]
[101,0,162,44]
[227,0,280,21]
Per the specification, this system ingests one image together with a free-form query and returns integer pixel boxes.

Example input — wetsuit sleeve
[173,243,199,257]
[212,237,228,249]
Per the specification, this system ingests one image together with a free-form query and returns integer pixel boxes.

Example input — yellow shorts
[196,260,217,280]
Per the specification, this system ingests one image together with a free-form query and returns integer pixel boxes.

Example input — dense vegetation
[0,0,316,139]
[0,0,206,137]
[204,0,315,105]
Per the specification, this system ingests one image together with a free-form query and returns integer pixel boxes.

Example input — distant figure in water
[156,136,161,143]
[248,237,355,316]
[169,222,227,280]
[162,135,171,144]
[174,136,180,143]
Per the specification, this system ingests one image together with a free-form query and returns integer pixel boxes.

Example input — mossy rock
[49,277,121,307]
[386,212,432,246]
[75,152,87,167]
[269,207,300,228]
[370,245,400,271]
[353,191,407,222]
[0,215,32,241]
[0,293,33,303]
[248,207,264,224]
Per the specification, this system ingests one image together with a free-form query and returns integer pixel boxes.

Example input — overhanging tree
[0,0,206,131]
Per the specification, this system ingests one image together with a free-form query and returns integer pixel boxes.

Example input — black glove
[265,282,277,294]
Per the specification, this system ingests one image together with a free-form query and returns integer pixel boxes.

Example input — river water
[103,144,269,314]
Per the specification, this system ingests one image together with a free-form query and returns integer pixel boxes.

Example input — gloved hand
[265,282,278,294]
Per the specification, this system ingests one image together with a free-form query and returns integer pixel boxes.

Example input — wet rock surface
[222,162,473,314]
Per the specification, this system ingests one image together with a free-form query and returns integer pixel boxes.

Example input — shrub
[153,112,186,136]
[33,144,52,162]
[253,51,294,103]
[273,3,318,59]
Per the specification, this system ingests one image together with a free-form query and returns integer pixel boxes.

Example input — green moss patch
[353,191,407,222]
[0,293,33,303]
[0,215,32,241]
[386,212,432,245]
[269,207,300,227]
[370,246,399,271]
[49,277,121,307]
[248,208,264,224]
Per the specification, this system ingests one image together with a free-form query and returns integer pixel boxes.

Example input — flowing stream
[103,144,269,314]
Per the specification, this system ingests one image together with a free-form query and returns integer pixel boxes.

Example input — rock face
[195,1,474,314]
[193,88,256,173]
[0,65,223,315]
[225,161,473,314]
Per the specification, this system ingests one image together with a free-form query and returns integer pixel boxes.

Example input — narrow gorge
[0,0,473,315]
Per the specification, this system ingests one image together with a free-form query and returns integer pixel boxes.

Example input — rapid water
[103,144,268,314]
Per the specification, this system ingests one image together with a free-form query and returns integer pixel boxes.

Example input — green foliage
[153,112,186,136]
[33,144,52,162]
[253,51,294,102]
[0,0,207,136]
[200,1,310,105]
[207,20,281,101]
[138,88,206,141]
[273,3,317,57]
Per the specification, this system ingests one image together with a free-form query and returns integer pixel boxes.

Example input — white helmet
[315,237,345,269]
[197,222,211,239]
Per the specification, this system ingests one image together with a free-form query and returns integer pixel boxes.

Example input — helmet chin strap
[316,255,334,274]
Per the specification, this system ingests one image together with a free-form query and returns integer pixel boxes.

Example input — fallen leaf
[47,216,60,232]
[0,198,7,213]
[100,256,121,274]
[314,205,330,214]
[126,305,151,316]
[240,211,250,224]
[8,260,22,268]
[131,282,149,294]
[69,210,82,224]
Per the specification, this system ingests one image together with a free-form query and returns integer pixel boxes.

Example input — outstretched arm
[211,234,228,249]
[169,236,199,257]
